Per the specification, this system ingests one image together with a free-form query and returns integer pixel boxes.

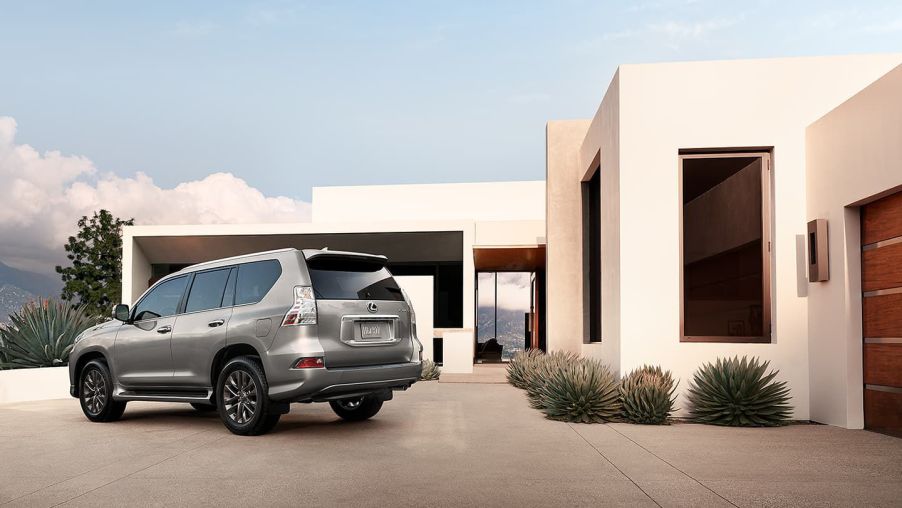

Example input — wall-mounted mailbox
[807,219,829,282]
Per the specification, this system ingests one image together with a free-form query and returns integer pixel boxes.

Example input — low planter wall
[0,366,70,404]
[441,329,475,374]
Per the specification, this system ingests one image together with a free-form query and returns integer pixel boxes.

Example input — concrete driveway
[1,382,900,507]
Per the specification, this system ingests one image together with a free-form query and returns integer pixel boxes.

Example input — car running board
[115,388,214,404]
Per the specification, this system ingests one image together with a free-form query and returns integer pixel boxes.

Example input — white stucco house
[123,54,902,436]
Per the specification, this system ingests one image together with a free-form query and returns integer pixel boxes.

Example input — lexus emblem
[366,302,378,313]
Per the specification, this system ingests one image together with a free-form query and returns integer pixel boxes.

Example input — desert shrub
[686,355,791,427]
[619,365,677,425]
[419,359,441,380]
[0,299,95,369]
[531,356,620,423]
[506,349,545,389]
[524,350,579,409]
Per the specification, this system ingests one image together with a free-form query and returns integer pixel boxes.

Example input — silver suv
[68,248,423,435]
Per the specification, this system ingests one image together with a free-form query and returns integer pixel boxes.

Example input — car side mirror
[113,304,130,322]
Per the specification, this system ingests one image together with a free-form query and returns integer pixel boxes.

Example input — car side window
[235,260,281,305]
[185,268,231,313]
[133,276,188,321]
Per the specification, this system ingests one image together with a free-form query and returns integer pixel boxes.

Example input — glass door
[476,271,532,363]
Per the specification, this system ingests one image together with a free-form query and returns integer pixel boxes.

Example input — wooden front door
[861,190,902,437]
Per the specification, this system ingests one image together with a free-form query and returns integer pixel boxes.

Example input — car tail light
[293,357,324,369]
[282,286,316,326]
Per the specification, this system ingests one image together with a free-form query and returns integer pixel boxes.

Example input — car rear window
[235,260,282,305]
[307,257,404,301]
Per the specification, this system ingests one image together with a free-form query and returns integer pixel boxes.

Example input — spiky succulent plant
[419,359,441,381]
[686,356,792,427]
[532,356,620,423]
[524,350,580,409]
[0,299,96,369]
[619,365,677,425]
[506,349,545,389]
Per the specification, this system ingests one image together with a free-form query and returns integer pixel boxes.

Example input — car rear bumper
[267,361,422,402]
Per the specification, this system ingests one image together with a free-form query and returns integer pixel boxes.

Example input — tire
[216,356,280,435]
[79,360,127,422]
[190,402,217,412]
[329,395,383,421]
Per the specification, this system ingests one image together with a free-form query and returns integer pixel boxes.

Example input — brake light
[282,286,316,326]
[293,357,324,369]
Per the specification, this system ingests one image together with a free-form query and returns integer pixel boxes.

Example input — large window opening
[680,152,772,342]
[582,166,601,343]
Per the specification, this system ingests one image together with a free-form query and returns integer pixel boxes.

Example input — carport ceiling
[136,231,463,264]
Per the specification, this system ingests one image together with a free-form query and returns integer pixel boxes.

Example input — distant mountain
[0,261,61,323]
[0,284,37,324]
[477,305,530,360]
[0,261,61,297]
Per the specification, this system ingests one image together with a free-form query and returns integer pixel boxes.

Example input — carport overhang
[134,230,464,265]
[122,221,472,308]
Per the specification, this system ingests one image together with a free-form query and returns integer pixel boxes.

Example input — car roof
[166,247,388,277]
[173,248,299,274]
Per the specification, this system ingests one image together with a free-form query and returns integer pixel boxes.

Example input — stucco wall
[0,367,70,403]
[395,276,435,361]
[474,220,545,247]
[122,237,151,305]
[806,63,902,428]
[579,71,622,368]
[545,120,591,355]
[312,181,546,223]
[575,54,902,420]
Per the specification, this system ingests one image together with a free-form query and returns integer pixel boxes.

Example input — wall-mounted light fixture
[807,219,829,282]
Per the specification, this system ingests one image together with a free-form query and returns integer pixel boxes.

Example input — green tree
[55,210,134,317]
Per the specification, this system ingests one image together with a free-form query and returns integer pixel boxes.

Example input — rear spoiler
[302,249,388,269]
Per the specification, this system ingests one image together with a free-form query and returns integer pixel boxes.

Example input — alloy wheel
[82,369,107,415]
[223,370,258,425]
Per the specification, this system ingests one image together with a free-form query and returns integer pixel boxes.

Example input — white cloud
[0,116,311,273]
[478,272,532,311]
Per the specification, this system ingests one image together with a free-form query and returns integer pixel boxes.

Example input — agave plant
[620,365,678,425]
[686,356,792,427]
[0,299,96,369]
[532,356,620,423]
[506,349,544,389]
[524,350,579,409]
[419,359,441,381]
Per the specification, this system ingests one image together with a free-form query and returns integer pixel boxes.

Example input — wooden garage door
[862,190,902,437]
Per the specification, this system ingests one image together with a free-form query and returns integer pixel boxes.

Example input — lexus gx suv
[69,248,424,435]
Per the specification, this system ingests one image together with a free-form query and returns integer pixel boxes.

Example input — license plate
[360,322,385,340]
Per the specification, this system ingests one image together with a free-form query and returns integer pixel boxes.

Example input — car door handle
[208,319,225,327]
[156,325,172,334]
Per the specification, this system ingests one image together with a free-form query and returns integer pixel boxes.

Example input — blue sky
[2,0,902,204]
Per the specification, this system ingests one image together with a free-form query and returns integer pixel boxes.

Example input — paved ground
[439,363,508,383]
[1,382,901,507]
